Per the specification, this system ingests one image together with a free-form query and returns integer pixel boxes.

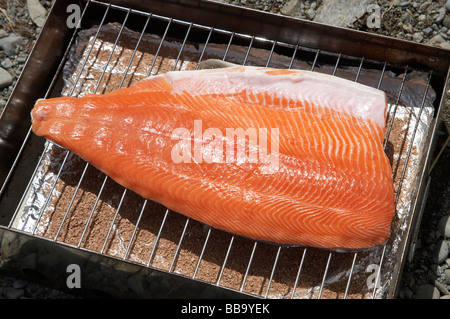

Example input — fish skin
[31,64,395,250]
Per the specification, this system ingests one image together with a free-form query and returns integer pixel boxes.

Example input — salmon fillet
[31,64,395,250]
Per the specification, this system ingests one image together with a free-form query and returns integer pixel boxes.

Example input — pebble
[280,0,299,16]
[446,0,450,12]
[16,55,28,63]
[3,287,25,299]
[306,8,315,20]
[27,0,47,28]
[423,27,434,36]
[0,34,21,56]
[419,0,431,12]
[415,284,441,299]
[435,7,446,24]
[437,215,450,238]
[418,14,427,21]
[0,67,13,89]
[431,263,442,277]
[1,58,13,69]
[13,280,27,289]
[443,16,450,29]
[440,32,450,40]
[427,34,450,50]
[433,240,449,264]
[403,23,413,33]
[400,1,411,7]
[313,0,376,28]
[445,268,450,284]
[434,280,449,295]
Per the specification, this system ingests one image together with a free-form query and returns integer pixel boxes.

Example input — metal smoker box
[0,0,449,299]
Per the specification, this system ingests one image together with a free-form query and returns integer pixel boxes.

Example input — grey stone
[403,23,413,33]
[17,55,27,63]
[443,16,450,29]
[0,34,20,56]
[433,239,449,264]
[403,287,414,299]
[415,284,440,299]
[0,67,13,89]
[280,0,300,16]
[446,0,450,12]
[1,58,13,69]
[27,0,47,28]
[431,263,443,277]
[400,1,411,7]
[12,280,27,289]
[418,14,427,22]
[401,11,413,23]
[419,0,431,12]
[437,215,450,238]
[434,280,449,295]
[435,7,446,24]
[413,32,423,42]
[444,269,450,287]
[306,8,315,20]
[423,27,433,36]
[0,231,21,259]
[3,287,25,299]
[313,0,376,28]
[440,41,450,50]
[427,34,449,49]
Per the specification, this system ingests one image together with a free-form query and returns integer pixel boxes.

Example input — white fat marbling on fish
[163,66,388,127]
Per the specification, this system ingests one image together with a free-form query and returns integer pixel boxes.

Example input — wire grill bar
[124,199,147,260]
[4,0,437,299]
[240,241,257,292]
[147,209,169,267]
[394,71,433,207]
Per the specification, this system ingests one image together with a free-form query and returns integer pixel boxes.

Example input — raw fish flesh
[31,62,395,250]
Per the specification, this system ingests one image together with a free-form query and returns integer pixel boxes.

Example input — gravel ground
[0,0,449,299]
